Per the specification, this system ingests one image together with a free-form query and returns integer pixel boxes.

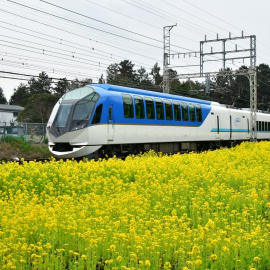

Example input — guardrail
[0,122,47,144]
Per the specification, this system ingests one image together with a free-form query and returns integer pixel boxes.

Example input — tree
[214,68,234,92]
[118,60,136,81]
[53,78,69,97]
[79,78,93,87]
[28,71,52,94]
[9,83,31,106]
[68,78,93,91]
[150,63,163,85]
[98,74,105,84]
[106,60,138,86]
[17,94,59,123]
[257,63,270,110]
[0,87,7,104]
[106,63,120,84]
[137,67,148,82]
[136,67,152,88]
[231,66,249,108]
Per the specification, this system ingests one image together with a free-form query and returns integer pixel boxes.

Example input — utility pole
[163,24,176,94]
[200,33,256,74]
[248,67,257,142]
[176,69,257,142]
[175,31,257,142]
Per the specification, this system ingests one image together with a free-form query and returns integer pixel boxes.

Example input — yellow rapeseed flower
[145,260,151,266]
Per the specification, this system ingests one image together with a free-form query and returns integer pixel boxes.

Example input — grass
[0,135,51,160]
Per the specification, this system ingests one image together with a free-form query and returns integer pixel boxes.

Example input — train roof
[91,84,215,106]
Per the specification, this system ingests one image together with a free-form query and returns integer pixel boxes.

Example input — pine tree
[0,87,7,104]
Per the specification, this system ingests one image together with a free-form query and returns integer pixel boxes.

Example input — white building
[0,104,24,124]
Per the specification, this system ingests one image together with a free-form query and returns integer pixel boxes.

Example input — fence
[0,122,47,144]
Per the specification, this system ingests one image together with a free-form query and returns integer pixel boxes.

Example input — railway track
[0,157,51,163]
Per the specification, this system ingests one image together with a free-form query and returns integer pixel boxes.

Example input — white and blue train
[46,84,270,159]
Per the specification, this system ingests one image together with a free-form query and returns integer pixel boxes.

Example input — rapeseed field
[0,141,270,269]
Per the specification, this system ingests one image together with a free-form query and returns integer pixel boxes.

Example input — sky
[0,0,270,101]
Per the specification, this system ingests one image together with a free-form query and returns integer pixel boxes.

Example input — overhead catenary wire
[178,0,270,61]
[130,0,270,67]
[0,25,155,68]
[0,35,115,66]
[0,40,109,68]
[4,0,195,54]
[128,0,248,56]
[0,51,106,75]
[0,71,80,81]
[0,9,161,63]
[5,0,163,50]
[0,59,95,79]
[0,0,163,58]
[84,0,197,44]
[126,0,216,38]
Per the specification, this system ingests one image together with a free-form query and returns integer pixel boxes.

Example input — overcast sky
[1,0,269,101]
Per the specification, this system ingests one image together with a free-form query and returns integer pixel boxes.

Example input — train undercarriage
[92,139,239,160]
[52,139,245,160]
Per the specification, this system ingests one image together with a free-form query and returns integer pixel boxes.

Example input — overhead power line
[0,40,108,69]
[84,0,198,43]
[39,0,162,44]
[0,70,75,81]
[0,10,161,63]
[0,24,155,68]
[6,0,162,49]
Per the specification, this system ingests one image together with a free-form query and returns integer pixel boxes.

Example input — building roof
[0,104,24,112]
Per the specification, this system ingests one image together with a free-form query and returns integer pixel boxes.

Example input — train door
[230,115,232,140]
[107,104,114,141]
[215,113,220,139]
[246,117,250,138]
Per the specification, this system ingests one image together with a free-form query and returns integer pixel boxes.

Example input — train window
[64,86,93,100]
[164,100,173,120]
[173,101,181,121]
[181,102,188,121]
[256,121,259,131]
[259,121,262,131]
[265,121,268,131]
[195,104,202,122]
[268,122,270,131]
[109,107,112,121]
[55,103,72,127]
[134,96,145,119]
[85,92,99,101]
[155,98,164,120]
[145,97,155,119]
[247,119,249,134]
[122,94,134,118]
[189,103,195,122]
[72,99,95,121]
[262,121,265,131]
[92,104,103,124]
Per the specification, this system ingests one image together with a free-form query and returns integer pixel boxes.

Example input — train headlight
[71,124,86,131]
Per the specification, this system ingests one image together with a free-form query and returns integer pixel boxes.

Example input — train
[46,84,270,159]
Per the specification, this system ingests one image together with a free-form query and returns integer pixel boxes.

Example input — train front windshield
[50,86,99,137]
[55,103,73,128]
